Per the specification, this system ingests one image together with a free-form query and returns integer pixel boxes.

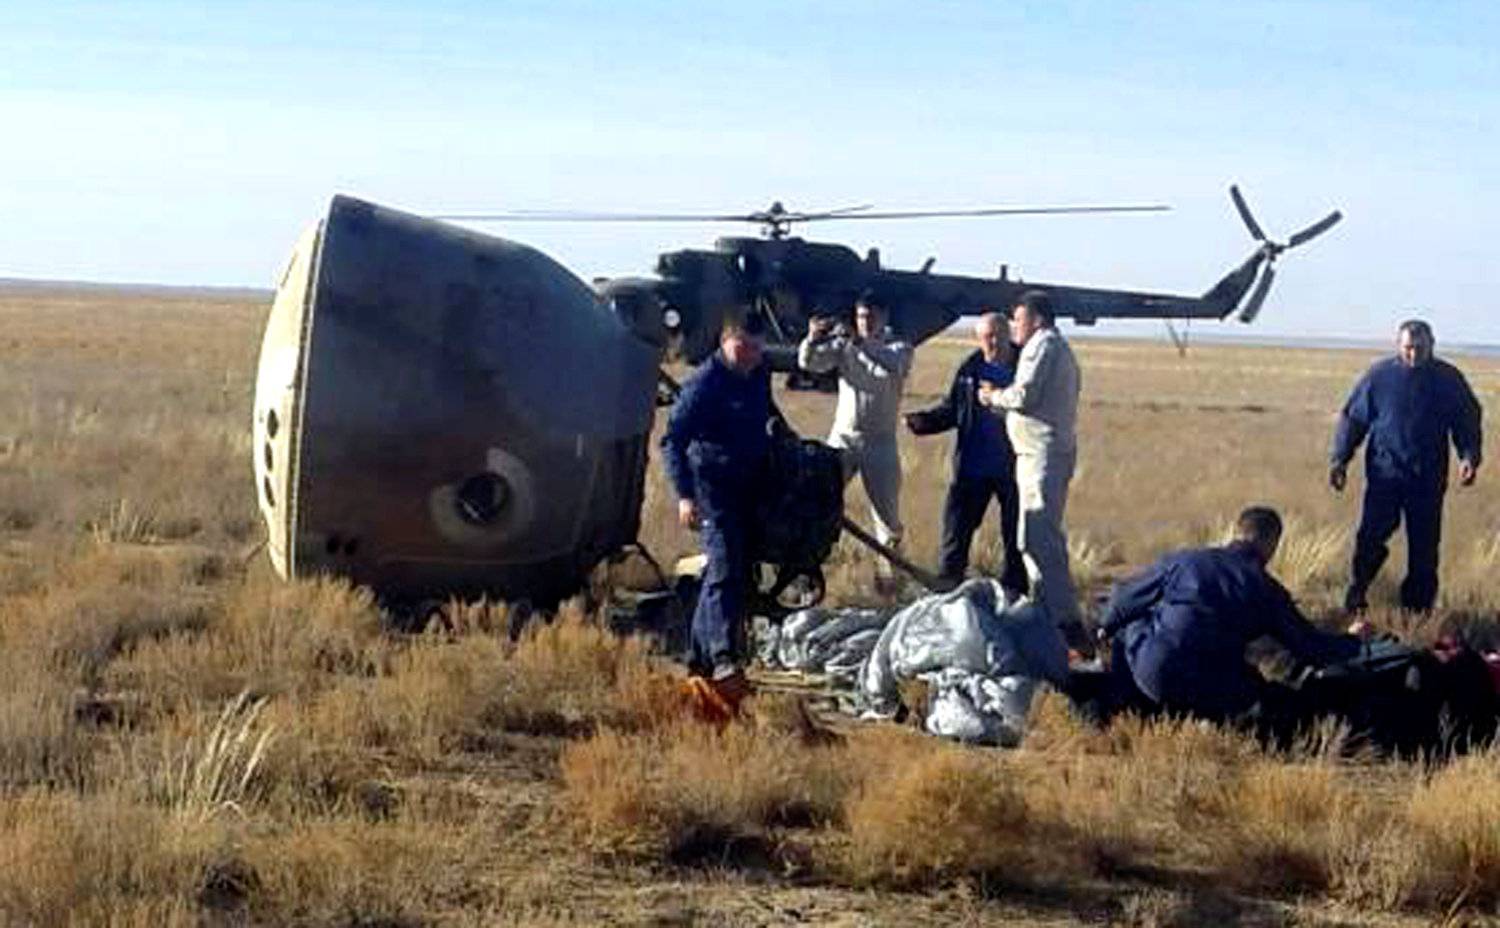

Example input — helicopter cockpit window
[455,472,511,526]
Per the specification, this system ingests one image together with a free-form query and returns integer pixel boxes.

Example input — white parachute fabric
[923,669,1038,747]
[857,579,1068,747]
[756,607,888,684]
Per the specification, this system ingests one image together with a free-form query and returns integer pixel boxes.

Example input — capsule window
[455,473,510,526]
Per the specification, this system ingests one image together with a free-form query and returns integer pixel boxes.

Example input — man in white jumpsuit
[797,293,914,553]
[979,290,1085,645]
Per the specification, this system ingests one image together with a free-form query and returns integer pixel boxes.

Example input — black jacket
[906,349,1016,478]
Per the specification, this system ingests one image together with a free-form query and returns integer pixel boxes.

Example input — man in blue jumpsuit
[661,315,781,691]
[1330,320,1483,613]
[905,311,1029,595]
[1097,507,1361,738]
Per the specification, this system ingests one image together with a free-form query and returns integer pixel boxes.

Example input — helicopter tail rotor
[1229,185,1267,242]
[1238,265,1276,324]
[1229,185,1343,323]
[1288,210,1344,248]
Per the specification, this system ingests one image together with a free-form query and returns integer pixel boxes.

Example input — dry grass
[148,691,275,822]
[0,790,221,926]
[1405,750,1500,907]
[839,745,1078,889]
[560,698,852,864]
[2,285,1499,923]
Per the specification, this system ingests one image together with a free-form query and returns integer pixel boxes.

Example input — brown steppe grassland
[1,283,1499,928]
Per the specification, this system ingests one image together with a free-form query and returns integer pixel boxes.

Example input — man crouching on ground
[1094,506,1363,745]
[660,314,780,704]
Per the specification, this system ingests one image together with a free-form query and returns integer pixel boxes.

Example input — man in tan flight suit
[797,292,914,553]
[979,290,1086,648]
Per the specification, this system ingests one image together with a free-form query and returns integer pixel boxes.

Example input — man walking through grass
[978,291,1086,648]
[905,310,1028,595]
[1330,319,1483,613]
[661,314,781,704]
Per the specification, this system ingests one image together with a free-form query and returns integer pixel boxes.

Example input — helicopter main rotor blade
[433,202,1168,224]
[1287,210,1343,248]
[1229,185,1266,242]
[799,204,875,220]
[1238,265,1276,323]
[430,210,762,223]
[800,204,1170,221]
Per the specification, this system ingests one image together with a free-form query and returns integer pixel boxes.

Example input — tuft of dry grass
[559,728,684,860]
[560,700,854,863]
[237,817,475,926]
[151,692,275,822]
[0,790,225,925]
[329,604,672,755]
[1405,749,1500,908]
[0,667,95,790]
[1201,760,1350,894]
[87,498,161,545]
[840,744,1086,890]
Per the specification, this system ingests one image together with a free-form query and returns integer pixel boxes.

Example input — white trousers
[830,431,904,548]
[1014,445,1080,626]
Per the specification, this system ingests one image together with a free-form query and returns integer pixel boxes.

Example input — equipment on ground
[1298,637,1499,757]
[253,197,658,606]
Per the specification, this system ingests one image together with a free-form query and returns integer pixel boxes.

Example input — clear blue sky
[2,1,1496,342]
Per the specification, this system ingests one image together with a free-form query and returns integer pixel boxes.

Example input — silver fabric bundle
[865,579,1066,746]
[758,579,1069,747]
[756,607,888,685]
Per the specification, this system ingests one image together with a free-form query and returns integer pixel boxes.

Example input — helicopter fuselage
[599,234,1262,369]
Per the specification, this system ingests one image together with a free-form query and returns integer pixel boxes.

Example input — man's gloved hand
[903,411,933,435]
[1329,463,1347,492]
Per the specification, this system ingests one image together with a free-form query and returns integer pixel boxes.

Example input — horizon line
[3,275,1496,354]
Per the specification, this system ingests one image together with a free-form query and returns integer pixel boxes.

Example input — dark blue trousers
[939,474,1029,595]
[1100,639,1310,748]
[690,502,751,674]
[1347,478,1445,612]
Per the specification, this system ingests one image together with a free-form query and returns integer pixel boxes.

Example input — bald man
[905,311,1029,594]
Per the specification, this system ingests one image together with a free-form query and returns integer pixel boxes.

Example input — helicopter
[435,185,1343,375]
[251,186,1341,607]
